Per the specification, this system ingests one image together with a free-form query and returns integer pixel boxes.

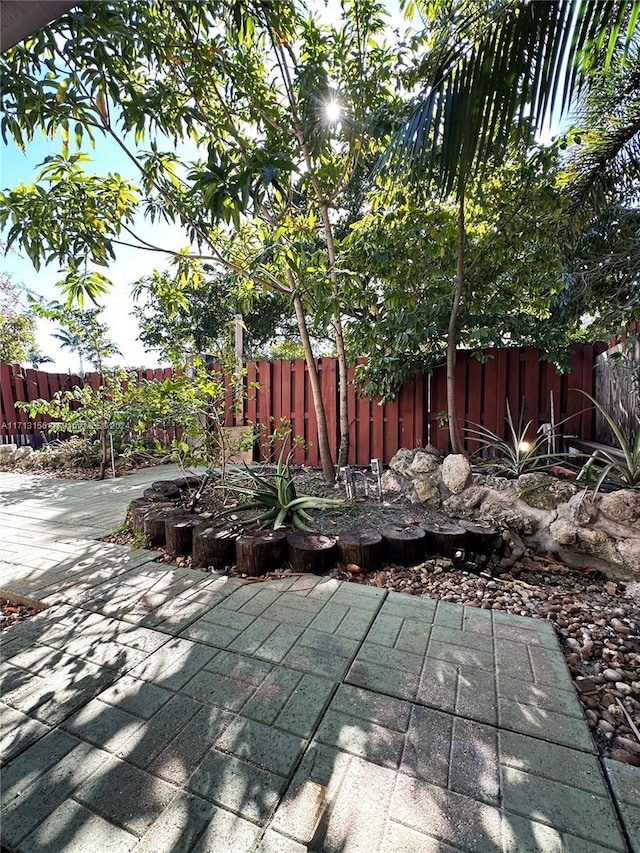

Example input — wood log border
[126,478,504,575]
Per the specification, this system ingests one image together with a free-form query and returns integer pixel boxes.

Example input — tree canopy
[0,0,638,459]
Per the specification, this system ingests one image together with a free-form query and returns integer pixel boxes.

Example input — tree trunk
[143,483,181,502]
[143,507,183,547]
[318,199,350,468]
[423,522,467,558]
[333,314,350,467]
[447,191,466,455]
[99,428,108,480]
[460,521,499,558]
[165,515,201,558]
[292,289,335,482]
[192,525,238,569]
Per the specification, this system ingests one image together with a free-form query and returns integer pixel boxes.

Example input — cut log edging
[127,477,503,576]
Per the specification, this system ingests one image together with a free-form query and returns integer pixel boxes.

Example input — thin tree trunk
[447,192,466,455]
[292,290,335,482]
[99,427,108,480]
[317,200,349,467]
[333,314,350,467]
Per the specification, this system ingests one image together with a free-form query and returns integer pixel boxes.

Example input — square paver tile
[18,800,138,853]
[74,754,178,835]
[501,765,626,850]
[134,791,216,853]
[215,716,305,777]
[187,749,286,824]
[604,759,640,852]
[1,740,107,849]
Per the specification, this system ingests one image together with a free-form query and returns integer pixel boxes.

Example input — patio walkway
[0,467,638,852]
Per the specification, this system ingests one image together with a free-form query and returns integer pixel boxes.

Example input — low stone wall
[384,447,640,581]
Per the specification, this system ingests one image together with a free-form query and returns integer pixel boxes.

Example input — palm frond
[384,0,640,193]
[563,52,640,215]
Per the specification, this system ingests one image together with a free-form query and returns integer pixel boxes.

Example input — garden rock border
[387,447,640,581]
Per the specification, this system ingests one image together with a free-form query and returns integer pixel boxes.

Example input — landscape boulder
[0,444,17,465]
[441,454,471,494]
[385,446,640,581]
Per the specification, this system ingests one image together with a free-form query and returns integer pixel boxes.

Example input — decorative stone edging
[385,448,640,581]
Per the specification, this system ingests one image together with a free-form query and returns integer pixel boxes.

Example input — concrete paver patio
[0,467,638,852]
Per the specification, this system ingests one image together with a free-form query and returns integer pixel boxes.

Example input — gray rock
[517,472,578,510]
[549,517,578,546]
[409,451,439,475]
[0,443,18,463]
[599,490,640,524]
[380,470,405,493]
[444,486,489,519]
[441,454,471,494]
[603,668,622,681]
[478,492,544,535]
[14,445,34,461]
[412,475,441,507]
[617,538,640,572]
[388,448,415,477]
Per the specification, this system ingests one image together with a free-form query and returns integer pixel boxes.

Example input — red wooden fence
[1,343,606,462]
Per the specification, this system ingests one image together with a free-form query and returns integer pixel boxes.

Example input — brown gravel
[0,598,43,631]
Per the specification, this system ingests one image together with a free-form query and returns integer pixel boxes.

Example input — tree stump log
[423,523,467,558]
[130,499,174,533]
[129,498,151,531]
[236,530,287,577]
[286,532,337,574]
[165,515,202,558]
[192,525,239,569]
[380,524,426,566]
[460,521,499,557]
[172,475,203,492]
[143,483,181,502]
[143,507,183,547]
[336,531,382,573]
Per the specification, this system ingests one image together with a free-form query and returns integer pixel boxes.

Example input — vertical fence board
[12,367,29,437]
[415,375,426,448]
[523,348,540,442]
[0,364,14,439]
[383,394,399,462]
[466,356,483,450]
[454,353,467,448]
[482,350,498,441]
[320,358,338,462]
[564,345,588,436]
[355,360,371,464]
[347,363,358,465]
[246,361,258,427]
[305,361,319,467]
[430,364,449,451]
[291,360,305,465]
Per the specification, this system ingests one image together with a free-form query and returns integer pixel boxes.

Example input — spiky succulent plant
[217,448,347,531]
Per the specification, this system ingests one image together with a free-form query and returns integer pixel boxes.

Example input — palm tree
[558,47,640,334]
[387,0,640,453]
[564,47,640,215]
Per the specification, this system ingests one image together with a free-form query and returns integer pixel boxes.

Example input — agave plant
[575,392,640,493]
[216,447,347,531]
[465,400,563,477]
